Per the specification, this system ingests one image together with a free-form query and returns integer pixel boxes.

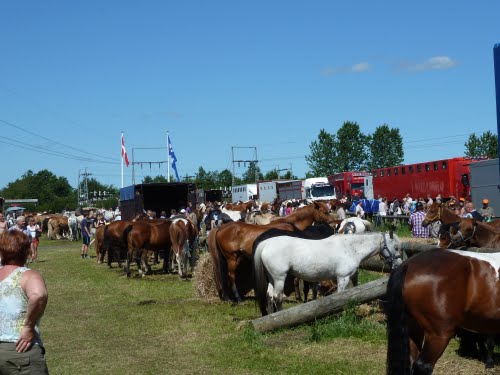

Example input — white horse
[254,232,402,316]
[337,217,372,234]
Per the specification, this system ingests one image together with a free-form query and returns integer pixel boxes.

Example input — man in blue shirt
[80,212,91,259]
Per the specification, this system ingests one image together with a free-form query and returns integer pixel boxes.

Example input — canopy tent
[5,206,26,213]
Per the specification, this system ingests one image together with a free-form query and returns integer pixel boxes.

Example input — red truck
[328,172,371,199]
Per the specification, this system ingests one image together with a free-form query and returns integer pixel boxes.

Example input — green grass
[31,234,479,375]
[33,238,394,375]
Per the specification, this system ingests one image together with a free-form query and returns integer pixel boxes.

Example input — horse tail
[207,228,225,300]
[253,241,268,316]
[385,263,411,375]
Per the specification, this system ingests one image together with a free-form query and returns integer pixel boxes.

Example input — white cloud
[407,56,457,72]
[322,62,371,76]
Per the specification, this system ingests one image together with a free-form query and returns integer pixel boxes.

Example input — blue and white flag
[168,134,180,182]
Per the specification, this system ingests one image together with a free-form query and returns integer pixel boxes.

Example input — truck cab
[303,177,336,201]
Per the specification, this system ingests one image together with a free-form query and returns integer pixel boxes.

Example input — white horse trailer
[231,184,257,203]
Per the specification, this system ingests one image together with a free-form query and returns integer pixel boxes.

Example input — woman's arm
[17,270,48,352]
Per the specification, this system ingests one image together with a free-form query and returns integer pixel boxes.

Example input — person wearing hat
[479,199,495,222]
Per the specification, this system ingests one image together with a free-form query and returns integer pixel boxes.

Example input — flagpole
[121,132,124,188]
[167,130,170,182]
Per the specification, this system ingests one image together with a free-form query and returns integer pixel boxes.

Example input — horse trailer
[469,158,500,216]
[231,184,257,203]
[257,180,305,202]
[119,182,197,220]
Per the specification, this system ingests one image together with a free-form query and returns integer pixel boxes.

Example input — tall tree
[464,131,498,158]
[241,162,263,183]
[1,170,76,212]
[264,169,279,180]
[369,124,404,169]
[305,129,337,176]
[334,121,370,171]
[217,169,233,190]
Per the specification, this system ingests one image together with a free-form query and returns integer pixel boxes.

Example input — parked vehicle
[231,184,257,203]
[328,172,370,200]
[120,182,197,220]
[303,177,336,201]
[470,158,499,215]
[257,180,305,202]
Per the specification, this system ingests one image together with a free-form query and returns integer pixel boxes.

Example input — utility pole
[78,168,92,207]
[231,146,258,185]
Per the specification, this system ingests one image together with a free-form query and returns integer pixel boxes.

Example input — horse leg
[267,282,275,314]
[312,282,319,301]
[485,335,495,369]
[227,257,243,302]
[303,281,310,303]
[190,237,198,272]
[272,278,285,312]
[413,332,453,375]
[351,270,359,287]
[294,278,303,302]
[337,276,350,292]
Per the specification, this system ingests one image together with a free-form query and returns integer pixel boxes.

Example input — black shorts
[82,236,90,245]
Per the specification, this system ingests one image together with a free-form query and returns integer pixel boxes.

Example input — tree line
[0,124,496,212]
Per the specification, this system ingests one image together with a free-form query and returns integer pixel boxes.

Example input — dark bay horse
[386,248,500,373]
[209,201,333,301]
[102,220,136,267]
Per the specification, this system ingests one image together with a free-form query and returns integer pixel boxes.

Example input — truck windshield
[311,185,335,198]
[351,183,364,190]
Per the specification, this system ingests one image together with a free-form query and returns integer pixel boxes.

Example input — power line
[0,136,118,164]
[0,118,117,162]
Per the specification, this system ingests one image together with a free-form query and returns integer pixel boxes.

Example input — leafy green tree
[241,162,263,183]
[281,170,298,180]
[369,124,404,169]
[1,170,76,212]
[464,131,498,158]
[217,169,233,190]
[264,169,279,180]
[142,175,168,183]
[335,121,370,171]
[305,129,337,176]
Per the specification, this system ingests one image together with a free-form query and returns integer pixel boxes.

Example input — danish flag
[121,133,130,167]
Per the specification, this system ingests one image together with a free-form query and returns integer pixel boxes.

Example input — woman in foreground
[0,230,49,374]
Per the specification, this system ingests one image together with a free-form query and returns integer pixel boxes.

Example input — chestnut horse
[169,218,199,276]
[423,202,500,230]
[209,201,332,301]
[386,248,500,373]
[452,218,500,249]
[125,220,173,277]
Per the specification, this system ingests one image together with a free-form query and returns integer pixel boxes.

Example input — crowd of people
[373,194,496,239]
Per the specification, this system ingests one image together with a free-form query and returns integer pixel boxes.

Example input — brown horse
[452,218,500,249]
[209,201,332,301]
[125,220,173,277]
[101,220,136,267]
[169,218,199,276]
[423,202,500,230]
[386,248,500,373]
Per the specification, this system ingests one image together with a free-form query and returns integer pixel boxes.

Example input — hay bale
[192,253,219,300]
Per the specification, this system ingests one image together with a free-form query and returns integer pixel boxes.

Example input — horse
[336,217,372,234]
[254,231,402,316]
[101,220,139,267]
[452,218,500,249]
[385,246,500,373]
[68,214,78,241]
[423,202,500,230]
[169,218,199,276]
[125,220,173,277]
[208,201,333,301]
[244,211,276,225]
[221,200,256,222]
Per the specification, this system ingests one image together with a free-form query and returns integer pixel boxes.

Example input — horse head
[451,218,477,245]
[381,232,403,269]
[312,201,334,224]
[421,202,442,227]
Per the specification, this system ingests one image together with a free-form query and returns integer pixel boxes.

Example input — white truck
[231,184,257,203]
[303,177,336,201]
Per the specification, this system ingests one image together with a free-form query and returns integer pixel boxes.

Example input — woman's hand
[16,326,35,352]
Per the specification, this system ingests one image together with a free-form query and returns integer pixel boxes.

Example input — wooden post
[250,276,389,333]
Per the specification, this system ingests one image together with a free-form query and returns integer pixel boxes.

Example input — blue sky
[1,1,499,190]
